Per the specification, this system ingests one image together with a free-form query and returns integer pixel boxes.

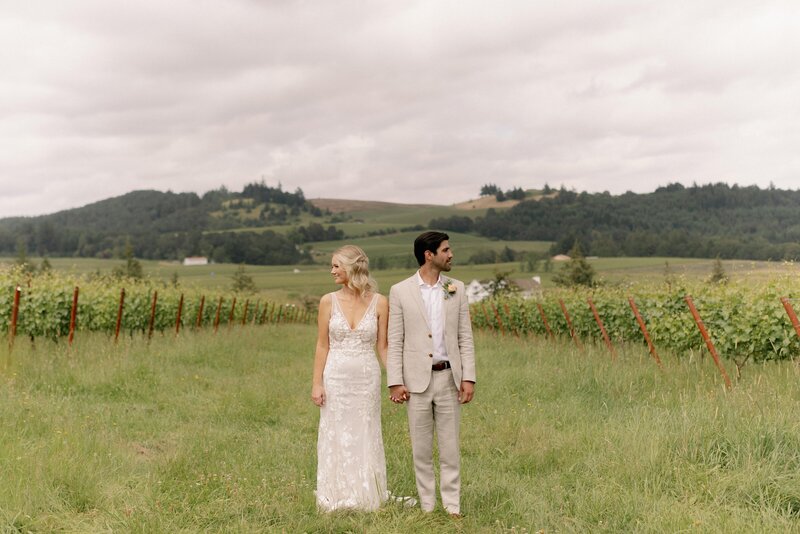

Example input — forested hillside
[0,182,338,264]
[4,181,798,264]
[452,183,800,261]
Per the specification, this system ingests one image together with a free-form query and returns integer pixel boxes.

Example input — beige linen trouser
[406,368,461,514]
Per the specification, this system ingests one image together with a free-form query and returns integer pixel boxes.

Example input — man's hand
[458,381,475,404]
[311,384,326,407]
[389,384,410,404]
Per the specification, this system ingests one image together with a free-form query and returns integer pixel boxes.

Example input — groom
[387,231,476,516]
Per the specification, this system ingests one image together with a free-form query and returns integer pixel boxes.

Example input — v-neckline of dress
[333,292,376,331]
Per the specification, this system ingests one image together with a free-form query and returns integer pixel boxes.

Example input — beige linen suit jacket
[387,274,476,392]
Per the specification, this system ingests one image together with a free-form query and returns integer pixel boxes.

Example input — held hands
[311,384,326,407]
[389,385,410,404]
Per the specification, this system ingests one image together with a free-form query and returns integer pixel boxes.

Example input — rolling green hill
[0,184,527,266]
[4,182,798,269]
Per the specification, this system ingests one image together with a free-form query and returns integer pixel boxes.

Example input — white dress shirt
[417,271,448,364]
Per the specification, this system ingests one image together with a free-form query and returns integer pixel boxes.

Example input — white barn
[466,279,491,303]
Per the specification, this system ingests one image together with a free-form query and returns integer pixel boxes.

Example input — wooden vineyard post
[227,298,237,329]
[780,297,800,339]
[8,286,21,350]
[252,301,260,325]
[259,303,269,325]
[148,291,158,340]
[196,295,205,328]
[241,300,249,326]
[536,303,554,339]
[684,296,732,389]
[480,303,493,331]
[490,303,506,336]
[276,305,283,323]
[214,297,223,333]
[114,288,125,343]
[175,294,184,335]
[628,297,662,367]
[68,286,79,346]
[503,303,519,337]
[588,297,616,359]
[559,299,583,349]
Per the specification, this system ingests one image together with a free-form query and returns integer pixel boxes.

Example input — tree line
[0,182,337,265]
[433,182,800,261]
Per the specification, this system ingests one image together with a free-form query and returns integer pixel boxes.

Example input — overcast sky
[2,1,799,217]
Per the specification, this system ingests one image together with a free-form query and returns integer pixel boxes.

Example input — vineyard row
[470,284,800,370]
[2,284,311,346]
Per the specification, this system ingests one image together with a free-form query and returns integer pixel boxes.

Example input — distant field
[201,194,529,239]
[3,254,796,306]
[307,231,551,263]
[230,200,503,238]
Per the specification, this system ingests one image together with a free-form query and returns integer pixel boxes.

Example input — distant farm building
[552,254,570,261]
[183,256,209,266]
[466,279,491,303]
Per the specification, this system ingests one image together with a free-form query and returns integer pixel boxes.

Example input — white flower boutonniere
[442,279,457,300]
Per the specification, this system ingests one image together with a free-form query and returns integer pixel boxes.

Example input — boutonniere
[442,279,457,299]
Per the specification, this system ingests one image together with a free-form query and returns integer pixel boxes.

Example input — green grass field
[3,326,800,531]
[213,200,498,238]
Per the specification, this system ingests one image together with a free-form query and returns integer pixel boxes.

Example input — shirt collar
[416,271,443,288]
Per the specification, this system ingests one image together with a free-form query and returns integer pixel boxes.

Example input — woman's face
[331,255,348,285]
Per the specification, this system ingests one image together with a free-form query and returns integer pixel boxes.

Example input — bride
[311,245,388,511]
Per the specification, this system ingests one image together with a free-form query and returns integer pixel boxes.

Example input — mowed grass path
[3,326,800,531]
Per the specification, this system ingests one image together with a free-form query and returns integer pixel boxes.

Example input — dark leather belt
[432,361,451,371]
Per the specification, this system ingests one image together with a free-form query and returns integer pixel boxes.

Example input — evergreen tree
[15,239,35,275]
[663,261,675,291]
[480,184,500,196]
[506,187,526,200]
[112,241,144,279]
[552,241,596,287]
[231,264,257,293]
[499,246,516,262]
[708,257,729,284]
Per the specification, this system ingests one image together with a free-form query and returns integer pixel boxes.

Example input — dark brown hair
[413,231,449,266]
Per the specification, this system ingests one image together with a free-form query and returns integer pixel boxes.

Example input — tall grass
[2,326,800,531]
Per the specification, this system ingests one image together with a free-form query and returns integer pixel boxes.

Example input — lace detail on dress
[316,293,387,511]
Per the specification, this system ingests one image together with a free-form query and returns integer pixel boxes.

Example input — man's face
[429,240,453,272]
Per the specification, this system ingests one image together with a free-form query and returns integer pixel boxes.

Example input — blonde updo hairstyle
[333,245,378,296]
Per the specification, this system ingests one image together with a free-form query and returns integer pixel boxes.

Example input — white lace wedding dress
[316,292,387,511]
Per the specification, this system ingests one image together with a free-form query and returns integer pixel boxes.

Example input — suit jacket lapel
[443,278,458,331]
[407,275,431,329]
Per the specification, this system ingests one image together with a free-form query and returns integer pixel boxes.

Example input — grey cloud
[2,0,800,216]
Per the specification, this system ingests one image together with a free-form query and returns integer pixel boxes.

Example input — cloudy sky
[2,1,799,217]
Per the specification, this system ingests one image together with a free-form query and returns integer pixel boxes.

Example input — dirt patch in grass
[452,196,522,210]
[453,192,557,210]
[309,198,435,213]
